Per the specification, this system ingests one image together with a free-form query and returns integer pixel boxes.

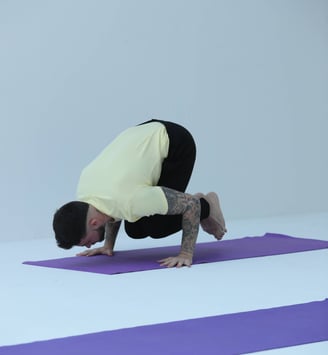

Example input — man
[53,119,226,268]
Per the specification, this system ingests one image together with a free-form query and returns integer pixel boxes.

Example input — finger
[159,259,172,267]
[76,251,90,256]
[166,260,177,268]
[176,259,188,268]
[176,258,191,268]
[159,258,175,267]
[158,258,171,265]
[185,259,192,267]
[158,258,169,263]
[85,249,99,257]
[77,249,99,257]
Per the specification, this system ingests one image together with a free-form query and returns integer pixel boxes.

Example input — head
[53,201,106,249]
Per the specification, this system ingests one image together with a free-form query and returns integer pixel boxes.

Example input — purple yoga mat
[1,299,327,354]
[23,233,328,275]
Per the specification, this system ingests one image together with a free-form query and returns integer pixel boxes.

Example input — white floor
[1,212,328,354]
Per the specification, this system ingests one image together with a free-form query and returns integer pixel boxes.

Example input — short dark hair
[53,201,89,249]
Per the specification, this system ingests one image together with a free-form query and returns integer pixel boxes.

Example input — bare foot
[194,192,227,240]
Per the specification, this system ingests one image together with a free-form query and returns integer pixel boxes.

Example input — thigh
[156,120,196,192]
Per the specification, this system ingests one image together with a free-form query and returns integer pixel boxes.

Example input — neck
[88,205,112,224]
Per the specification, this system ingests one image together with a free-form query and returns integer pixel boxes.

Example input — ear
[88,217,100,229]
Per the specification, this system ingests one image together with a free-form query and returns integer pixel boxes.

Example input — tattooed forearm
[105,220,121,250]
[161,187,201,256]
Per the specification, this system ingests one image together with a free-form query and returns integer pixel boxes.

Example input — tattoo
[105,220,121,250]
[161,187,200,256]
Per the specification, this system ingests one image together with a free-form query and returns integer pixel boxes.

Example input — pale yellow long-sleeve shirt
[77,121,169,222]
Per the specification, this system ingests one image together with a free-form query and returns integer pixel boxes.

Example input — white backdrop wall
[1,0,327,241]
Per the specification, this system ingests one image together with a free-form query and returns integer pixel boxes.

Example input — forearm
[180,198,201,257]
[104,220,121,250]
[161,187,201,257]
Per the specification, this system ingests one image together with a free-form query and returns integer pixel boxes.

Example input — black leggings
[124,120,209,239]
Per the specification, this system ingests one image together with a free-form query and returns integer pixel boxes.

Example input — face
[78,226,105,248]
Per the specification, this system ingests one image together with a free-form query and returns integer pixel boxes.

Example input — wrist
[179,250,193,258]
[104,240,113,248]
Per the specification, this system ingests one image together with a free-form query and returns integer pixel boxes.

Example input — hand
[158,252,193,268]
[76,245,113,257]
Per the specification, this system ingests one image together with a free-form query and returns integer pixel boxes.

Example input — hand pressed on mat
[158,251,192,268]
[77,245,113,257]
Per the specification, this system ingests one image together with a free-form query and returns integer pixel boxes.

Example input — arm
[158,187,201,268]
[77,220,121,257]
[104,220,122,251]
